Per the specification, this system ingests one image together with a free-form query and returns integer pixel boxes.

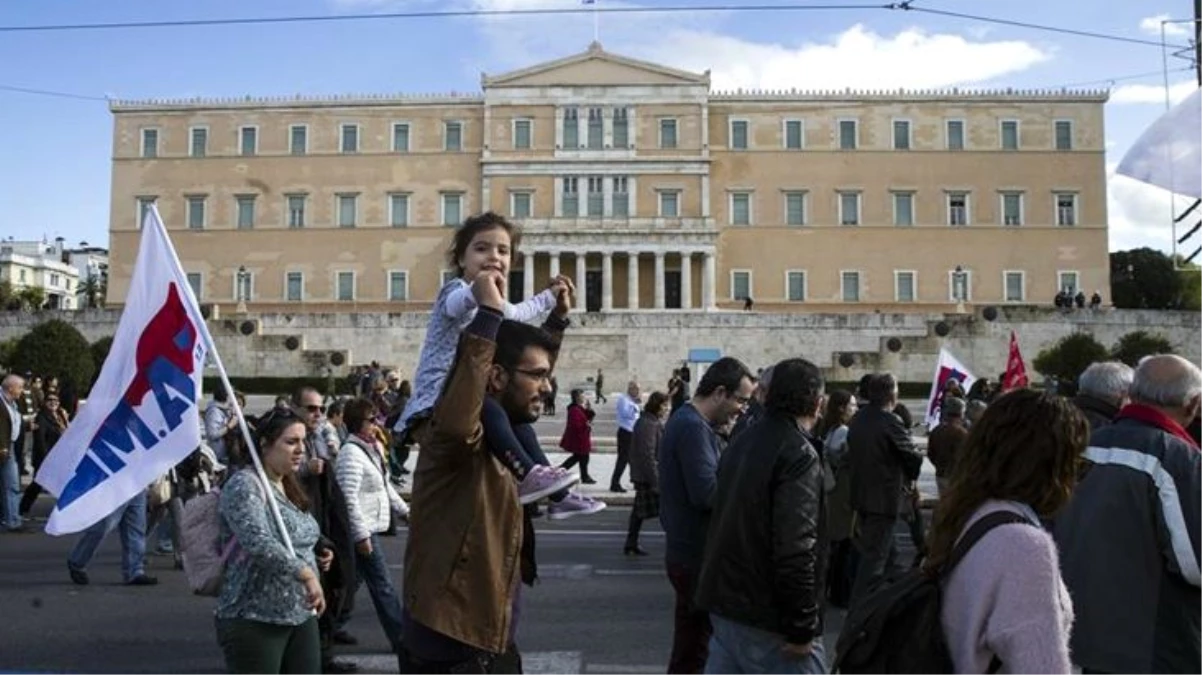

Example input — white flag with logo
[924,348,976,429]
[37,206,208,535]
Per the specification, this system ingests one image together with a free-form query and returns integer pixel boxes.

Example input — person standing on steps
[611,381,642,493]
[559,390,596,484]
[595,369,607,404]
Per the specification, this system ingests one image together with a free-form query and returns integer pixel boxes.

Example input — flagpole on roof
[150,206,295,555]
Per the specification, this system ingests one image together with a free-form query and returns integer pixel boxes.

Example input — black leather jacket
[847,406,923,517]
[695,411,827,645]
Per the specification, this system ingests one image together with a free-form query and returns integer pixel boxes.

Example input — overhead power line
[0,2,1191,50]
[0,83,109,101]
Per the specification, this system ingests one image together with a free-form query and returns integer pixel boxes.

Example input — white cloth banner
[37,206,209,535]
[1117,87,1202,199]
[924,348,977,429]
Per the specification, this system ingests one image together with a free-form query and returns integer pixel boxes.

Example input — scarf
[1115,403,1200,450]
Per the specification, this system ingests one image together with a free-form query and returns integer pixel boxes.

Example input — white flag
[37,206,208,535]
[924,348,976,429]
[1117,87,1201,199]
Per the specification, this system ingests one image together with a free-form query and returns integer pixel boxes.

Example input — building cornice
[109,92,484,112]
[710,87,1110,103]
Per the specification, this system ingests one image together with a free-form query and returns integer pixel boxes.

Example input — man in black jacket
[1072,360,1132,430]
[846,373,924,605]
[696,358,828,674]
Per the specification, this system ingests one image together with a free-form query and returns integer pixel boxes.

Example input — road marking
[594,568,663,576]
[536,529,665,537]
[340,651,662,674]
[585,665,663,674]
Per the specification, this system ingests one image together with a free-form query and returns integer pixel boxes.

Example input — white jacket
[335,435,409,543]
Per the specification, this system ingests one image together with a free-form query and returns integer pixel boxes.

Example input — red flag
[1003,330,1029,391]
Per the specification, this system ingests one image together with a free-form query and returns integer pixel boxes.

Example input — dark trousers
[559,454,591,481]
[625,510,644,550]
[850,513,900,605]
[216,616,321,674]
[398,643,522,674]
[666,562,711,674]
[483,397,538,478]
[610,429,631,489]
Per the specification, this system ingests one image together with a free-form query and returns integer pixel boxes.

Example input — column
[627,252,640,310]
[601,251,613,311]
[575,252,588,306]
[701,175,711,218]
[680,252,692,310]
[549,250,561,279]
[702,251,716,310]
[523,250,536,301]
[654,251,666,309]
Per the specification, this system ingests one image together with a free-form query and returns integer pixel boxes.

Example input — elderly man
[610,381,642,493]
[1,374,29,532]
[1054,355,1201,674]
[400,271,574,674]
[1073,361,1134,430]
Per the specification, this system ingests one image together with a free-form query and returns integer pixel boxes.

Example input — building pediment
[482,42,710,88]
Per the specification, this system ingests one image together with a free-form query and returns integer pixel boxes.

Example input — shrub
[11,320,95,391]
[1033,332,1109,395]
[1110,330,1174,367]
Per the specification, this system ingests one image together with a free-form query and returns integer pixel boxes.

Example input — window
[730,192,752,226]
[392,123,410,152]
[1054,120,1073,150]
[786,270,806,302]
[839,191,861,226]
[141,128,159,158]
[784,119,803,150]
[286,194,306,228]
[784,191,806,226]
[441,269,458,287]
[563,107,579,148]
[442,192,463,226]
[239,127,257,156]
[1000,120,1019,150]
[186,272,203,301]
[337,194,358,228]
[612,177,629,217]
[236,195,256,229]
[513,119,532,149]
[895,271,916,302]
[587,108,603,149]
[730,120,749,150]
[1001,192,1024,226]
[948,268,973,302]
[444,121,463,151]
[186,196,206,230]
[947,192,969,226]
[946,119,965,150]
[893,192,915,226]
[49,273,59,287]
[340,124,359,153]
[190,127,208,157]
[19,270,25,282]
[841,271,861,302]
[585,176,604,217]
[731,270,752,301]
[336,272,355,302]
[290,125,307,155]
[613,108,629,148]
[388,271,409,302]
[235,271,254,302]
[511,191,532,219]
[1004,271,1025,302]
[286,272,304,302]
[838,119,858,150]
[892,120,911,150]
[1057,271,1079,295]
[659,190,680,217]
[136,196,157,228]
[561,177,579,216]
[1055,193,1078,226]
[389,193,410,227]
[659,118,678,148]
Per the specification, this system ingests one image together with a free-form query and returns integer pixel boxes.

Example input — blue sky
[0,0,1197,253]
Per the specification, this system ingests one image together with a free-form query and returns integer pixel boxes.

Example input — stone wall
[1,308,1198,391]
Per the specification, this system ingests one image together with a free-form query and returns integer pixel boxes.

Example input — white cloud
[1139,13,1189,37]
[1108,171,1186,253]
[1111,80,1198,105]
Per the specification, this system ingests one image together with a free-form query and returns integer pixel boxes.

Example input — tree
[0,338,18,370]
[1110,248,1185,309]
[0,280,13,310]
[1177,260,1201,311]
[89,336,114,385]
[11,320,95,391]
[1111,330,1175,367]
[77,275,106,309]
[16,286,46,311]
[1033,333,1109,394]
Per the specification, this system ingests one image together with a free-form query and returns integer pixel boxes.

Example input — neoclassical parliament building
[107,43,1110,314]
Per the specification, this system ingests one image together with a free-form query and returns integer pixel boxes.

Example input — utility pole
[1195,0,1201,85]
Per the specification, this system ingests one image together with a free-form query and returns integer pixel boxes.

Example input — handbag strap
[942,510,1031,575]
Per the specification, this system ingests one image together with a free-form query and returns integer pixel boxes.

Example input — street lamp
[952,265,969,313]
[236,265,249,314]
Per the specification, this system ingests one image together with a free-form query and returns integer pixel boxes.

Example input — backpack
[179,488,235,596]
[832,511,1030,673]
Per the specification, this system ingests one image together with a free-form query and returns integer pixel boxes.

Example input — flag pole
[150,206,294,555]
[593,0,599,43]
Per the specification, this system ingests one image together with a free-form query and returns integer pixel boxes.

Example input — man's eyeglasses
[303,404,325,414]
[511,368,552,384]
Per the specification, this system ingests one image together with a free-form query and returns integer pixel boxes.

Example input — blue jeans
[1,447,21,529]
[67,491,148,582]
[705,615,827,674]
[356,533,404,653]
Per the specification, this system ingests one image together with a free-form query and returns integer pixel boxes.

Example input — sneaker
[332,630,358,646]
[126,574,159,586]
[68,565,89,586]
[547,492,607,520]
[518,466,579,505]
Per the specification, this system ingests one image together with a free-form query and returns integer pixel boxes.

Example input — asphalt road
[0,501,917,674]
